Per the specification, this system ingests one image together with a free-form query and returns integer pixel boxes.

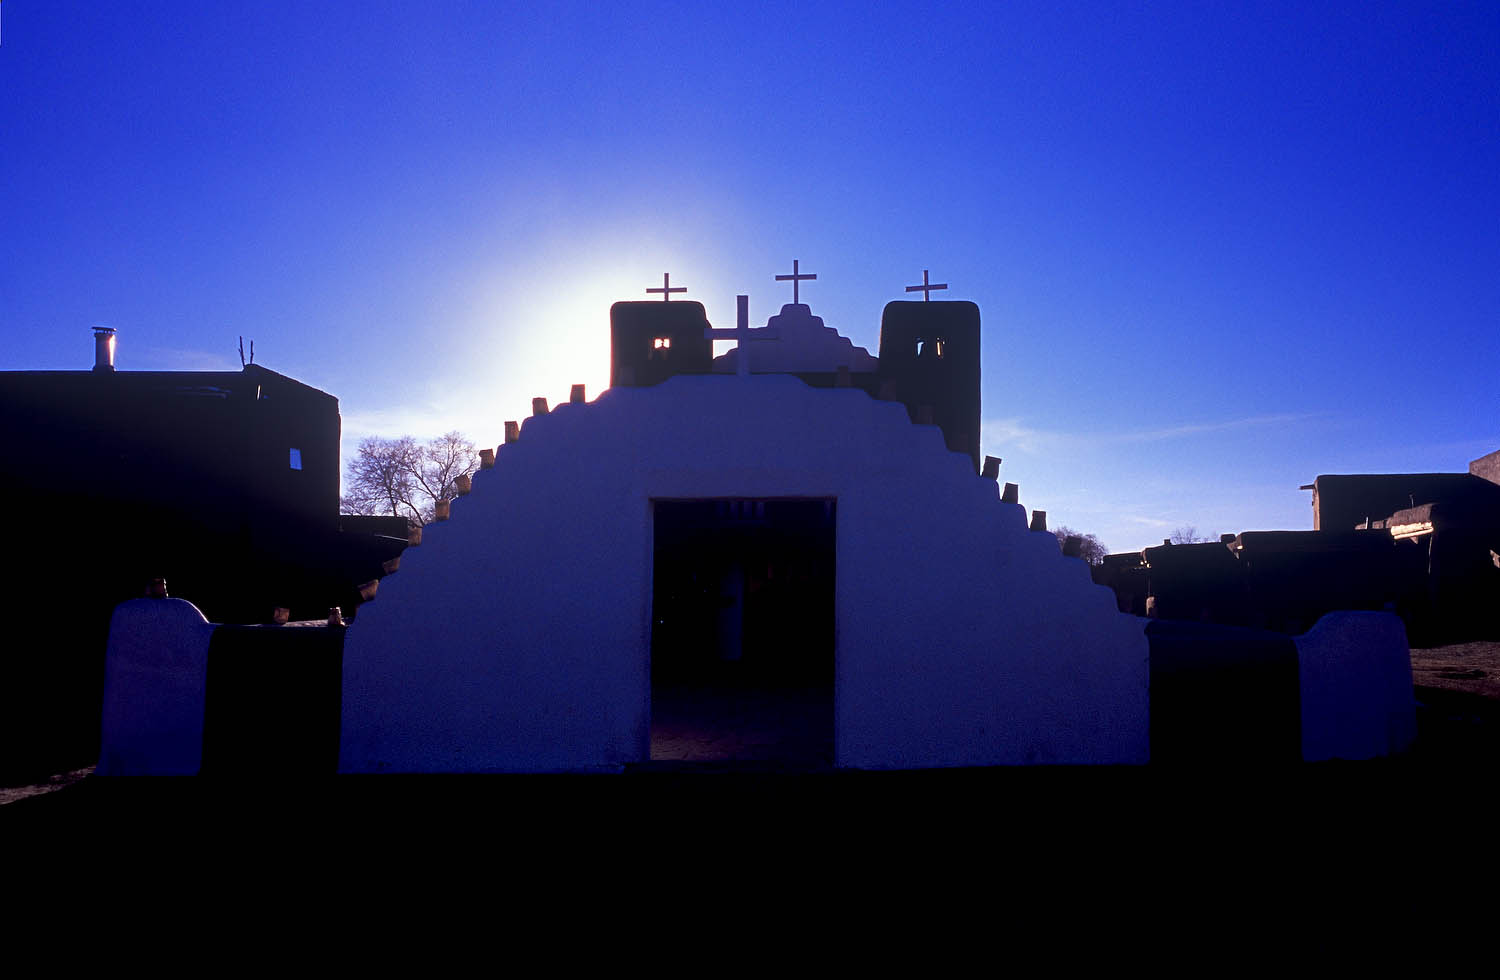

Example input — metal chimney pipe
[92,327,116,372]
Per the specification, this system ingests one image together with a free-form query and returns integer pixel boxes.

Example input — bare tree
[409,431,480,509]
[1053,526,1109,565]
[342,436,421,523]
[342,431,480,526]
[1169,525,1216,544]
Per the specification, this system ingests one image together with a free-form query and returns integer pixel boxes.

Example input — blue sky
[2,2,1495,552]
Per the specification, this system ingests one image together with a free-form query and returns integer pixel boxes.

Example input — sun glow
[431,220,742,453]
[492,261,740,401]
[507,274,622,408]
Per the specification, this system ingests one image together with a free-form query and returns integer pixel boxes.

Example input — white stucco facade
[98,598,214,776]
[337,375,1152,772]
[1296,611,1417,761]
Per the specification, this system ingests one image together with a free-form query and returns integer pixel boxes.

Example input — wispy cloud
[983,412,1323,453]
[340,404,494,445]
[980,417,1073,454]
[1117,413,1320,443]
[139,347,241,373]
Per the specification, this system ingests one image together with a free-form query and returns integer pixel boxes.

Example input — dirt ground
[1409,639,1500,700]
[0,764,94,806]
[1405,639,1500,763]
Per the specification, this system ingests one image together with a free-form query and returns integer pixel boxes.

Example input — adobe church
[100,265,1416,773]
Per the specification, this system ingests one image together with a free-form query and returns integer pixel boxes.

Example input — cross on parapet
[646,272,686,301]
[704,295,779,377]
[775,259,817,305]
[905,269,948,301]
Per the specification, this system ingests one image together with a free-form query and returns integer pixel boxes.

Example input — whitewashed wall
[1297,611,1416,761]
[338,376,1151,772]
[98,598,214,776]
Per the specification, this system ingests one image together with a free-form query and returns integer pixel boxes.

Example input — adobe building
[1302,457,1500,639]
[329,280,1147,771]
[0,330,400,780]
[98,271,1417,774]
[1098,451,1500,645]
[1301,470,1500,533]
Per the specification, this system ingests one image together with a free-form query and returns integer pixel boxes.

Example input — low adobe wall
[99,598,343,775]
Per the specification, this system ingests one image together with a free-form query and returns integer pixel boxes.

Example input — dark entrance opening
[650,498,835,766]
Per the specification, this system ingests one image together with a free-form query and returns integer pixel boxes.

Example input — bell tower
[875,299,982,471]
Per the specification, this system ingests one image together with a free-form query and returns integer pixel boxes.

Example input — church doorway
[649,498,835,766]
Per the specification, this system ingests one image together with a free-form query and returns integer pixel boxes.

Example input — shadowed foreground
[7,720,1496,943]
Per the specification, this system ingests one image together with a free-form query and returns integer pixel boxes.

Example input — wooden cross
[905,269,948,301]
[646,272,686,301]
[775,259,817,305]
[704,295,778,377]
